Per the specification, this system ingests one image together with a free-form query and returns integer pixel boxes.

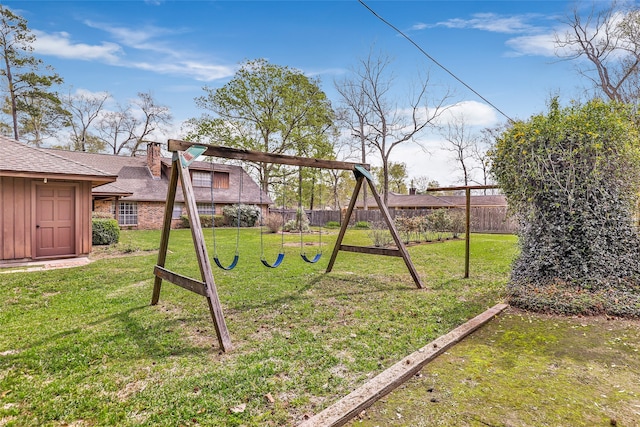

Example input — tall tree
[129,91,172,156]
[335,72,374,209]
[439,113,478,186]
[187,59,335,194]
[0,5,65,141]
[63,89,110,152]
[336,49,451,205]
[13,91,70,146]
[556,2,640,103]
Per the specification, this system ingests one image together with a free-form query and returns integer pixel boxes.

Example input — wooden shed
[0,136,117,264]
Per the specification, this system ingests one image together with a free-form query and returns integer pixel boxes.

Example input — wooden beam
[151,153,180,305]
[364,178,424,289]
[167,139,369,171]
[154,265,207,296]
[339,245,403,257]
[326,176,364,273]
[177,153,233,352]
[298,303,509,427]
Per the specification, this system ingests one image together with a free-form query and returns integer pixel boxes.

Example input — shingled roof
[357,191,507,209]
[0,136,117,185]
[49,148,272,205]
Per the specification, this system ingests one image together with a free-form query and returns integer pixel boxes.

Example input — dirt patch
[89,249,157,260]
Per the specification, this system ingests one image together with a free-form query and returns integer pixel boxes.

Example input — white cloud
[434,101,499,127]
[83,20,179,55]
[33,20,236,82]
[131,60,235,82]
[505,33,557,57]
[433,13,542,34]
[33,30,122,63]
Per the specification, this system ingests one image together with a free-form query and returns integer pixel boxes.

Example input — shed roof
[0,136,117,185]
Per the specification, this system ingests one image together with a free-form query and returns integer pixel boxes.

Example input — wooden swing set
[151,139,423,352]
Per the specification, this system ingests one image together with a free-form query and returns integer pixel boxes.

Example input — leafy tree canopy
[185,59,336,194]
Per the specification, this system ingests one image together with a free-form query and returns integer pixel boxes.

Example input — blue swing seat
[261,252,285,268]
[213,254,239,271]
[300,252,322,264]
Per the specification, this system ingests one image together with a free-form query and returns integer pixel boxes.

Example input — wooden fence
[271,207,518,234]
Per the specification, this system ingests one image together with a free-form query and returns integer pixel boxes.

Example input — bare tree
[556,2,640,103]
[129,91,172,156]
[440,113,477,186]
[96,105,136,155]
[334,74,374,209]
[336,49,451,205]
[63,89,110,152]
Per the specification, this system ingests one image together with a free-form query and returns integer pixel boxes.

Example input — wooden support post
[465,187,471,279]
[151,153,179,305]
[326,176,364,273]
[327,167,423,289]
[364,175,423,289]
[176,152,233,352]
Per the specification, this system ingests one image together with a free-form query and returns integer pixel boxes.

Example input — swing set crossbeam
[168,139,369,171]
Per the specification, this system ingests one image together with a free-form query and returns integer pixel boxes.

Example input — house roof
[165,159,273,205]
[0,136,117,185]
[357,191,507,209]
[49,148,272,205]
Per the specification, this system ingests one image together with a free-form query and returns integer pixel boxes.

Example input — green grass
[0,229,516,426]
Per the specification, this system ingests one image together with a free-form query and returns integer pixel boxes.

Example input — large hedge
[490,99,640,317]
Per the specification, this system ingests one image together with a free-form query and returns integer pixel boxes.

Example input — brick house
[52,142,272,229]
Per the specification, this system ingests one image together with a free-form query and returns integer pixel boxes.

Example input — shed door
[36,185,76,258]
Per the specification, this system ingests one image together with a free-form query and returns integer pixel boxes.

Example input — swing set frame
[151,139,423,352]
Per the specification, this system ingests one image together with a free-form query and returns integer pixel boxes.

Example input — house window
[192,171,211,187]
[118,202,138,226]
[172,203,183,220]
[196,203,214,216]
[213,171,229,189]
[192,170,230,188]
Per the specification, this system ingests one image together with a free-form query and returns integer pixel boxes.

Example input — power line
[358,0,514,123]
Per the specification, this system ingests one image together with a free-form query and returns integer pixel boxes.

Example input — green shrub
[223,204,260,227]
[180,214,225,228]
[325,221,341,229]
[92,218,120,245]
[449,209,466,238]
[428,209,451,241]
[353,220,370,229]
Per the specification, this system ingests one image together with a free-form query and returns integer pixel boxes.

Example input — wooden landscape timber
[298,303,509,427]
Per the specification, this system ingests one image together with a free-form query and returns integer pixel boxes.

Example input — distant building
[54,142,271,230]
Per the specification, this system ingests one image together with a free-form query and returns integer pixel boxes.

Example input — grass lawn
[2,229,516,426]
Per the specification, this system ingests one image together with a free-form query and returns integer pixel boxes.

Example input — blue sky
[6,0,595,185]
